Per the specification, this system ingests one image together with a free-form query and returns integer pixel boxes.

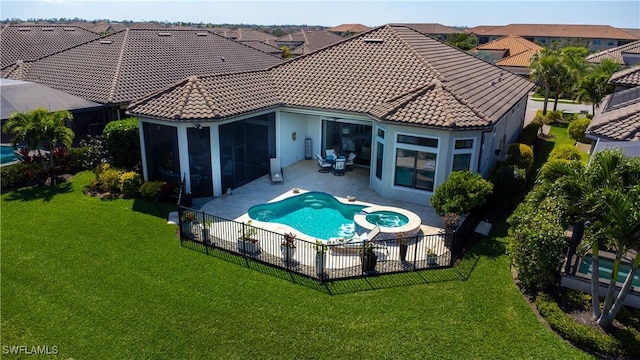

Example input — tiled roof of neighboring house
[239,40,283,55]
[468,24,639,40]
[275,30,344,55]
[587,40,640,65]
[465,26,501,35]
[609,66,640,87]
[213,28,278,42]
[129,25,534,130]
[0,78,102,119]
[1,29,284,106]
[471,35,543,68]
[587,86,640,142]
[396,23,462,35]
[621,28,640,37]
[0,25,100,68]
[125,22,168,30]
[327,24,371,33]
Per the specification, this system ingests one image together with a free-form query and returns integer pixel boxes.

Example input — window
[394,134,438,192]
[606,40,615,46]
[592,39,603,46]
[452,138,474,172]
[375,128,385,180]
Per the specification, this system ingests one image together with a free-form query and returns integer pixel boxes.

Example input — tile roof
[0,25,100,68]
[621,28,640,37]
[587,86,640,141]
[471,35,542,68]
[467,24,639,40]
[2,29,284,105]
[275,30,344,55]
[396,23,462,35]
[327,24,371,33]
[213,28,278,42]
[609,66,640,87]
[129,25,534,130]
[239,40,283,55]
[587,40,640,65]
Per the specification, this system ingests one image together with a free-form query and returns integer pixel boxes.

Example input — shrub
[120,171,142,197]
[96,162,111,179]
[490,164,526,208]
[535,293,623,357]
[430,170,493,216]
[103,118,140,170]
[140,181,164,201]
[65,147,89,171]
[78,135,107,170]
[507,195,566,291]
[506,143,534,172]
[545,110,564,124]
[568,118,591,144]
[518,122,542,145]
[99,168,123,193]
[1,163,29,189]
[549,144,582,161]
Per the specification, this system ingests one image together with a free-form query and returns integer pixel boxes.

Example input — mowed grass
[1,172,592,359]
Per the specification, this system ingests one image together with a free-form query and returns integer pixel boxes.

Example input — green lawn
[1,172,593,359]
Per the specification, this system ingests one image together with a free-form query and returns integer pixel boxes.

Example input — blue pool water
[366,211,408,227]
[248,192,365,240]
[579,254,640,287]
[0,146,19,164]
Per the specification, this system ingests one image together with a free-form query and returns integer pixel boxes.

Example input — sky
[1,0,639,29]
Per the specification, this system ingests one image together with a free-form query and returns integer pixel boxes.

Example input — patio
[198,159,444,234]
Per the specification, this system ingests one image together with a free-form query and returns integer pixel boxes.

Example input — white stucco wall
[277,111,322,168]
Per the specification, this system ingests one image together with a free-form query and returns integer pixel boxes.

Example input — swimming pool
[248,192,365,240]
[0,145,19,164]
[579,254,640,287]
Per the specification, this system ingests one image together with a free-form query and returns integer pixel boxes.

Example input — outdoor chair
[345,152,356,170]
[269,158,284,184]
[333,158,346,176]
[325,149,336,158]
[316,154,332,173]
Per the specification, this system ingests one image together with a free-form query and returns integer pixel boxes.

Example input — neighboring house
[127,25,534,202]
[327,24,372,37]
[397,23,462,41]
[238,40,284,56]
[1,29,284,121]
[0,25,100,68]
[0,78,105,144]
[470,35,543,77]
[585,67,640,146]
[467,24,639,52]
[212,27,278,43]
[586,40,640,66]
[275,29,344,56]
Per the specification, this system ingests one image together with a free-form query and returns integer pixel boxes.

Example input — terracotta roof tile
[394,23,462,35]
[275,30,344,55]
[587,40,640,65]
[1,25,100,68]
[587,86,640,141]
[327,24,371,33]
[472,24,639,40]
[610,66,640,87]
[471,35,542,68]
[128,25,534,130]
[2,29,283,105]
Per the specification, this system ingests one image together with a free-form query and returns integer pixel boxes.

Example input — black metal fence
[178,206,476,283]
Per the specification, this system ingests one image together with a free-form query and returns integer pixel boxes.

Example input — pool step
[303,198,326,209]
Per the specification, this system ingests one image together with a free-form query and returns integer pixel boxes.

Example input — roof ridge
[191,75,221,117]
[301,29,309,45]
[107,28,129,104]
[388,25,445,81]
[370,81,437,118]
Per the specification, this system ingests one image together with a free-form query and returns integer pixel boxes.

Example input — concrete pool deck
[198,159,444,235]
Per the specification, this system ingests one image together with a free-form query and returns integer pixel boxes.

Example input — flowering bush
[181,211,196,223]
[442,213,460,229]
[281,232,296,248]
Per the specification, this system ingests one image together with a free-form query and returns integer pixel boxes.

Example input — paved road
[525,94,592,125]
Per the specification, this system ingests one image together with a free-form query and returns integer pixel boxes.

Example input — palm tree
[538,150,640,328]
[2,108,74,185]
[576,59,619,115]
[530,48,561,115]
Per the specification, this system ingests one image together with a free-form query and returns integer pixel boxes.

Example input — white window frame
[393,132,440,193]
[451,137,476,172]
